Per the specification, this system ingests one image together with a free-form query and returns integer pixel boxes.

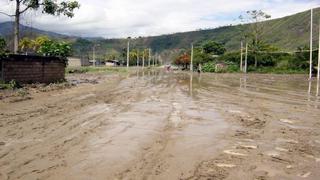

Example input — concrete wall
[0,55,66,83]
[68,57,90,67]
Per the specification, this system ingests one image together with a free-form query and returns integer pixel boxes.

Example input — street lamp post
[127,37,131,69]
[245,42,248,73]
[142,50,145,68]
[309,8,313,80]
[148,48,151,67]
[240,41,243,72]
[190,43,194,72]
[137,49,139,67]
[317,19,320,82]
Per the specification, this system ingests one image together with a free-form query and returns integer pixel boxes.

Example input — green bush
[0,80,22,90]
[226,64,240,72]
[37,40,71,58]
[0,37,6,53]
[202,62,215,72]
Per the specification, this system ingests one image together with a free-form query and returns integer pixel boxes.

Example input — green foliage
[33,36,50,51]
[22,0,80,18]
[202,40,226,55]
[0,80,22,90]
[226,64,240,73]
[202,62,215,72]
[17,36,71,58]
[0,36,6,53]
[19,37,33,53]
[37,40,71,58]
[193,47,213,65]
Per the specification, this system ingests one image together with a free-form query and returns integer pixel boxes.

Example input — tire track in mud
[117,80,229,180]
[183,74,320,180]
[0,75,148,180]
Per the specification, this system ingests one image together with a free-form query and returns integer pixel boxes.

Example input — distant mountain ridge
[0,21,69,39]
[1,7,320,57]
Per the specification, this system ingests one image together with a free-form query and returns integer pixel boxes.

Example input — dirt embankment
[0,71,319,180]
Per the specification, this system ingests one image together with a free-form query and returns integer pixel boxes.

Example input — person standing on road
[198,64,202,74]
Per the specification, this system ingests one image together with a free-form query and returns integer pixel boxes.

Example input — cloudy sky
[0,0,319,38]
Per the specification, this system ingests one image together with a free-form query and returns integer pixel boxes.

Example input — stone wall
[0,55,66,83]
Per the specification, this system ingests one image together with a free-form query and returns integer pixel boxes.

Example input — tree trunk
[14,0,20,54]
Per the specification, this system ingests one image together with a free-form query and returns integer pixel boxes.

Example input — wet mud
[0,71,319,180]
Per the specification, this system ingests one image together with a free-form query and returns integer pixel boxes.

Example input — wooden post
[190,43,194,72]
[309,8,313,80]
[245,42,248,73]
[240,41,243,72]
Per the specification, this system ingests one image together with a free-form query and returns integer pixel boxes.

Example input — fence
[0,54,66,83]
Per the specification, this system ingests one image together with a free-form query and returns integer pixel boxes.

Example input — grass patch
[66,66,129,74]
[0,80,22,90]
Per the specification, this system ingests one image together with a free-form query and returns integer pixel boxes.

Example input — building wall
[68,57,82,67]
[0,55,66,83]
[67,57,90,67]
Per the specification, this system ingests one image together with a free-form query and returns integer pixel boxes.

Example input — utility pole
[245,42,248,73]
[148,48,151,67]
[137,49,139,67]
[309,8,313,80]
[142,50,145,68]
[240,41,243,72]
[190,43,194,72]
[317,19,320,82]
[127,37,130,69]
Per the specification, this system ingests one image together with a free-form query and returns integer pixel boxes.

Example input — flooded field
[0,70,320,180]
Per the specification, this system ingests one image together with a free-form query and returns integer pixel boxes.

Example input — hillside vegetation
[72,7,320,60]
[0,7,319,59]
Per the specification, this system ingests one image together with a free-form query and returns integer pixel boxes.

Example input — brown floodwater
[0,70,319,180]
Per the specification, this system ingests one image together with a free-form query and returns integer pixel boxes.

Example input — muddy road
[0,71,320,180]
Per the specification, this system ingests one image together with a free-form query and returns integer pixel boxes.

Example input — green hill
[141,7,320,52]
[73,7,319,61]
[1,7,319,60]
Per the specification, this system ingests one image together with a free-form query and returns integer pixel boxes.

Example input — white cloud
[0,0,319,38]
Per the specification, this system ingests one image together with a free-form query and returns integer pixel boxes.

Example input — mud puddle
[0,70,320,180]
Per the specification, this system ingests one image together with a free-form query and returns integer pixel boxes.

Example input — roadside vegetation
[172,10,318,74]
[66,66,129,74]
[172,40,316,74]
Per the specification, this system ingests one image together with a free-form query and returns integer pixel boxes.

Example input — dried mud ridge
[0,72,320,180]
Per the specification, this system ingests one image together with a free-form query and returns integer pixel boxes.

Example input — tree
[202,40,226,55]
[37,40,71,58]
[0,0,80,53]
[240,10,271,67]
[174,53,190,69]
[33,36,50,51]
[193,47,213,66]
[19,37,33,54]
